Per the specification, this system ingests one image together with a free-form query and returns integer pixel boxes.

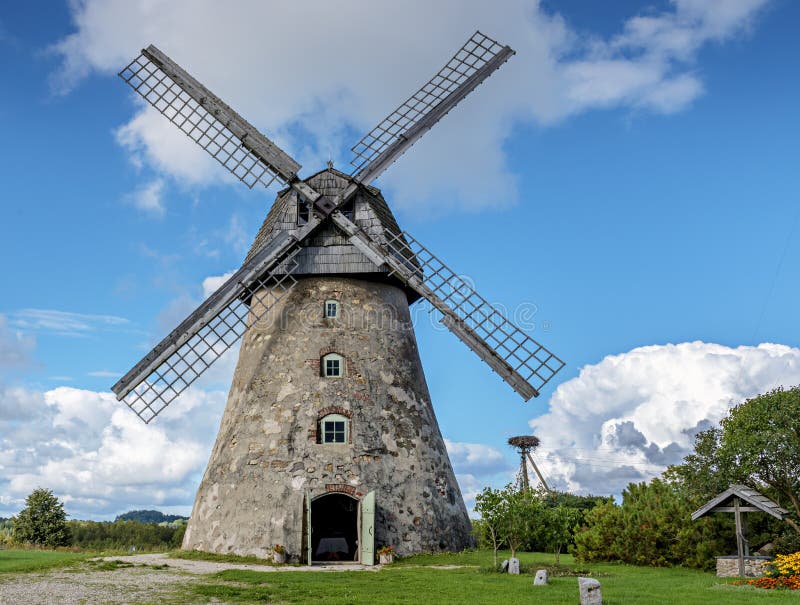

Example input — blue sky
[1,0,799,518]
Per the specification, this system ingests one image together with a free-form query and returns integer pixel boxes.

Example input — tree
[474,487,506,568]
[498,485,543,559]
[667,386,800,535]
[574,479,726,569]
[12,488,71,547]
[718,386,800,531]
[543,504,582,564]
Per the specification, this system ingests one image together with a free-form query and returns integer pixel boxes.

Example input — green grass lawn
[188,550,800,604]
[3,548,798,603]
[0,549,92,574]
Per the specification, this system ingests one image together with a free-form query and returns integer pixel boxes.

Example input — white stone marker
[578,577,602,605]
[534,569,548,585]
[508,557,520,575]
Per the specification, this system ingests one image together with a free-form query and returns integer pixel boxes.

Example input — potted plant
[377,545,395,565]
[273,544,287,564]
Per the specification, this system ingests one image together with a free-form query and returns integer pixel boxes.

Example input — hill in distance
[115,509,189,524]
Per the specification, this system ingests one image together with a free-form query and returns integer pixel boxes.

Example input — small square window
[321,414,348,444]
[324,300,338,318]
[321,352,344,378]
[325,358,341,377]
[324,420,346,443]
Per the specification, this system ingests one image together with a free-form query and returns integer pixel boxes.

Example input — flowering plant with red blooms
[736,552,800,590]
[273,544,286,554]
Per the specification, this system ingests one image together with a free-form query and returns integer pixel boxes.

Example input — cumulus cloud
[0,383,226,518]
[531,341,800,496]
[49,0,768,214]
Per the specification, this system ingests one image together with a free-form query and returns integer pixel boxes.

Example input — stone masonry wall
[182,276,473,560]
[716,556,773,577]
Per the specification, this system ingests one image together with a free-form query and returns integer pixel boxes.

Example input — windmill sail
[333,213,564,399]
[119,45,302,190]
[112,236,302,423]
[349,31,515,185]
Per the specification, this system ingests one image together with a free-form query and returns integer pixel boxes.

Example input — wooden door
[360,491,375,566]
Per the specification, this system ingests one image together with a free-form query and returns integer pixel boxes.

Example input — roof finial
[327,158,334,170]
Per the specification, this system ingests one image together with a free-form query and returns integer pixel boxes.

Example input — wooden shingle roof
[241,166,419,301]
[691,484,788,521]
[244,167,403,265]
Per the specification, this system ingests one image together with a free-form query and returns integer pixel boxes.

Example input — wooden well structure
[691,484,788,577]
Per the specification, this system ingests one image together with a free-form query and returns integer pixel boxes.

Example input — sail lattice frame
[382,229,565,395]
[349,31,508,176]
[122,252,300,423]
[119,52,287,190]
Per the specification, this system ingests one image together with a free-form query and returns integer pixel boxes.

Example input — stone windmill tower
[112,32,564,564]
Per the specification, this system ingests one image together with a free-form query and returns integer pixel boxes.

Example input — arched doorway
[311,493,359,562]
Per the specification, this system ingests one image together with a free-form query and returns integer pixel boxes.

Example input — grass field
[2,548,799,603]
[0,549,92,574]
[189,550,800,604]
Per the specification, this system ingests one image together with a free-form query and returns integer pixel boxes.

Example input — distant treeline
[114,509,189,524]
[68,519,186,550]
[2,517,185,551]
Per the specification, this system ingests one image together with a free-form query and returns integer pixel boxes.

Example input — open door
[360,491,375,566]
[304,490,312,566]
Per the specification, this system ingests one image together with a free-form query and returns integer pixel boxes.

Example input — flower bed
[738,552,800,590]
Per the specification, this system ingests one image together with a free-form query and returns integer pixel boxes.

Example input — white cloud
[8,309,129,338]
[531,341,800,496]
[202,271,235,300]
[124,178,165,217]
[445,439,514,514]
[0,384,226,518]
[445,439,511,475]
[0,314,35,368]
[49,0,769,214]
[87,370,120,378]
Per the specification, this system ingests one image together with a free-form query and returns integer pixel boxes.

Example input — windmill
[112,31,564,564]
[508,435,550,492]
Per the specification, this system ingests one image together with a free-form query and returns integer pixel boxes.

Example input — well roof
[691,484,788,521]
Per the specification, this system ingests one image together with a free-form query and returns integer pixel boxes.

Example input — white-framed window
[320,413,349,444]
[322,353,344,377]
[324,300,338,318]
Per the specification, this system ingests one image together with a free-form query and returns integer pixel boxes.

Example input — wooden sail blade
[331,213,564,400]
[349,31,514,185]
[111,235,303,423]
[119,45,301,189]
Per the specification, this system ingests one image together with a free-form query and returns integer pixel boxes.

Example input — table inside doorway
[316,537,349,556]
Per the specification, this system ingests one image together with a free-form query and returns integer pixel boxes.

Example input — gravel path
[106,552,380,574]
[0,554,381,604]
[0,565,191,605]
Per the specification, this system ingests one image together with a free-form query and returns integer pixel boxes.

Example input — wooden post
[527,452,550,492]
[734,497,745,577]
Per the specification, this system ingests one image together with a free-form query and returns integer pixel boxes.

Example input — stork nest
[508,435,540,449]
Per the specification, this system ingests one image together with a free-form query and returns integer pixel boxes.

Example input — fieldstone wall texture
[182,276,473,560]
[716,556,773,577]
